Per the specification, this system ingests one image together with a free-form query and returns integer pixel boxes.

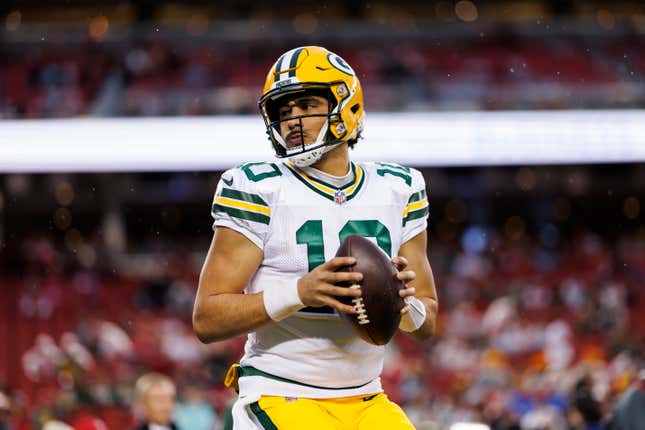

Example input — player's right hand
[296,257,363,314]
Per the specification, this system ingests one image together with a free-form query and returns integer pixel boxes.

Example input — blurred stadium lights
[455,1,479,22]
[461,225,488,254]
[88,15,109,41]
[4,10,22,31]
[624,196,641,219]
[1,17,640,44]
[1,110,644,172]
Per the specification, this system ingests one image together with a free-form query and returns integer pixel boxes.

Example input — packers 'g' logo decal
[327,53,355,76]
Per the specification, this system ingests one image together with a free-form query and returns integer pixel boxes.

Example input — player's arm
[395,229,438,340]
[193,226,362,343]
[193,226,267,343]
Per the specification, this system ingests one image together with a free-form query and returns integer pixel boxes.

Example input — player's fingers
[392,256,409,270]
[325,297,357,314]
[400,304,410,315]
[324,284,362,298]
[328,271,363,284]
[323,256,357,270]
[399,286,416,298]
[396,270,416,283]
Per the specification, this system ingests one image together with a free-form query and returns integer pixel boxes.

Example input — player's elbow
[192,315,210,343]
[192,309,218,344]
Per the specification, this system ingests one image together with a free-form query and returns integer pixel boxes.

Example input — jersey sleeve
[211,167,272,250]
[401,168,429,244]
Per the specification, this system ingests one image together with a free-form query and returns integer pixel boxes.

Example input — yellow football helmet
[259,46,364,167]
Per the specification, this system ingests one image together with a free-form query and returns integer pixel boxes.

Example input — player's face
[142,382,176,425]
[278,95,329,148]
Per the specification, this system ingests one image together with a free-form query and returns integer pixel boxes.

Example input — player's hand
[392,256,416,315]
[297,257,363,314]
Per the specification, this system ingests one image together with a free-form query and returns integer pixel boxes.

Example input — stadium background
[1,1,644,429]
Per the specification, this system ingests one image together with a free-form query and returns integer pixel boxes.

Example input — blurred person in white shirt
[132,373,178,430]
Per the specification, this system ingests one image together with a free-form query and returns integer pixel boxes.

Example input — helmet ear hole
[350,104,360,114]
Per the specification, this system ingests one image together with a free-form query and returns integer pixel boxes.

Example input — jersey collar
[284,161,365,203]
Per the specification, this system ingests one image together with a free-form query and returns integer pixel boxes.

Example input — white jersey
[211,160,428,398]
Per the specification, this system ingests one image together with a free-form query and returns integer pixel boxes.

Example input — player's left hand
[392,256,416,315]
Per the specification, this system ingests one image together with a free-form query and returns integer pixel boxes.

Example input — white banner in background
[1,111,644,172]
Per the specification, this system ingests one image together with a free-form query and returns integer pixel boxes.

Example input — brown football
[335,235,405,345]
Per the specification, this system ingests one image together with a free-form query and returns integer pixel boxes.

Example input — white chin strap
[289,141,342,167]
[272,119,341,168]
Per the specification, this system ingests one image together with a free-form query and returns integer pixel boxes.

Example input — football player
[193,46,438,429]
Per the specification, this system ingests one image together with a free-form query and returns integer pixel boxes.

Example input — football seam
[350,284,370,325]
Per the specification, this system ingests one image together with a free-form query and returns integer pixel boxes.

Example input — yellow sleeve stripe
[403,198,428,217]
[214,196,271,216]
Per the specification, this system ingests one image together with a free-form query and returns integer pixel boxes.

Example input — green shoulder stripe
[212,204,270,225]
[407,189,427,203]
[220,188,268,206]
[403,206,429,226]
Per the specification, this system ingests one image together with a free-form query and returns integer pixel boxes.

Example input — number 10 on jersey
[296,220,392,271]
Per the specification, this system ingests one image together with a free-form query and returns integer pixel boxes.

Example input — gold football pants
[249,393,415,430]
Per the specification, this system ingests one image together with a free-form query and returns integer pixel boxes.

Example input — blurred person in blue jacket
[610,370,645,430]
[173,382,217,430]
[0,392,12,430]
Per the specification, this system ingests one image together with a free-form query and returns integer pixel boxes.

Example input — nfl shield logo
[334,190,347,205]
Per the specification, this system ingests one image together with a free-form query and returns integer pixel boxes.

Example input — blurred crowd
[1,222,644,429]
[1,1,644,118]
[1,35,643,119]
[1,2,645,429]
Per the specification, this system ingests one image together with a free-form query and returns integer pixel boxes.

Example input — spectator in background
[569,376,605,430]
[132,373,178,430]
[173,382,217,430]
[610,370,645,430]
[0,392,12,430]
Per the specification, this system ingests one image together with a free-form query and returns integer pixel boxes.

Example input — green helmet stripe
[288,47,304,77]
[273,53,287,82]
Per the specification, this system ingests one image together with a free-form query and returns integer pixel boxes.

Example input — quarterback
[193,46,438,429]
